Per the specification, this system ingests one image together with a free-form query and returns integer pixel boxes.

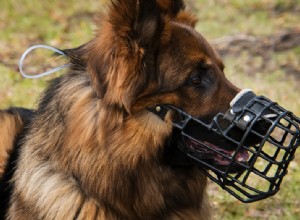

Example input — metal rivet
[243,115,251,122]
[156,106,161,112]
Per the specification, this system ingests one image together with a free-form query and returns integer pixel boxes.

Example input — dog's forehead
[156,22,226,91]
[167,22,224,69]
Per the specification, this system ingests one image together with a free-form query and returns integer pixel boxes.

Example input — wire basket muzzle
[154,91,300,203]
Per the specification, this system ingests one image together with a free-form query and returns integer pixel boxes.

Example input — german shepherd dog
[0,0,244,219]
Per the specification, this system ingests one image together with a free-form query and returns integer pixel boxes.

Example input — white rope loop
[19,44,70,79]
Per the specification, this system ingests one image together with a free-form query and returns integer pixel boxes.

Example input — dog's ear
[156,0,185,17]
[86,0,168,113]
[157,0,197,27]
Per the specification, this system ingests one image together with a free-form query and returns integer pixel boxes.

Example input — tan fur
[0,111,23,177]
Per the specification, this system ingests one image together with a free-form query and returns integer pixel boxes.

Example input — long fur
[0,108,33,177]
[1,0,240,219]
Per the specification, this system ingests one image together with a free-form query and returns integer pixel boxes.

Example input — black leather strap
[224,91,257,130]
[148,105,169,120]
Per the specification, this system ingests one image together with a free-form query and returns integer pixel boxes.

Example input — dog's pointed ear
[157,0,185,17]
[86,0,169,113]
[108,0,163,51]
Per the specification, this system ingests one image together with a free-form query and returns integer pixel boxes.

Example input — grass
[1,0,300,219]
[195,0,300,38]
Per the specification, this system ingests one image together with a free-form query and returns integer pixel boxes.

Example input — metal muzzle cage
[150,90,300,203]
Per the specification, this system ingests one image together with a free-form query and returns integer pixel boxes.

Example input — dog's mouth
[178,112,274,172]
[185,138,249,167]
[165,128,251,172]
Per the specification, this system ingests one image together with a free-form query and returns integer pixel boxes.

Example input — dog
[0,0,243,219]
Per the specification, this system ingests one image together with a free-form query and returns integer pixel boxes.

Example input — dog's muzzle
[149,89,300,203]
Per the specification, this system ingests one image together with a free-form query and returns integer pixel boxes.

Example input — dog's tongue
[186,138,249,166]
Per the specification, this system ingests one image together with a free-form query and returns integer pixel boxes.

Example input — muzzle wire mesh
[151,92,300,203]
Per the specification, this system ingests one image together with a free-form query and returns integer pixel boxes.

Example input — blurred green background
[0,0,299,219]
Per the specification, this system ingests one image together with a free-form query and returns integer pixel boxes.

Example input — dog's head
[64,0,300,202]
[67,0,236,112]
[66,0,242,164]
[68,0,240,153]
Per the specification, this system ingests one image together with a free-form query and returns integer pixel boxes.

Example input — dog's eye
[190,75,203,86]
[189,70,212,88]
